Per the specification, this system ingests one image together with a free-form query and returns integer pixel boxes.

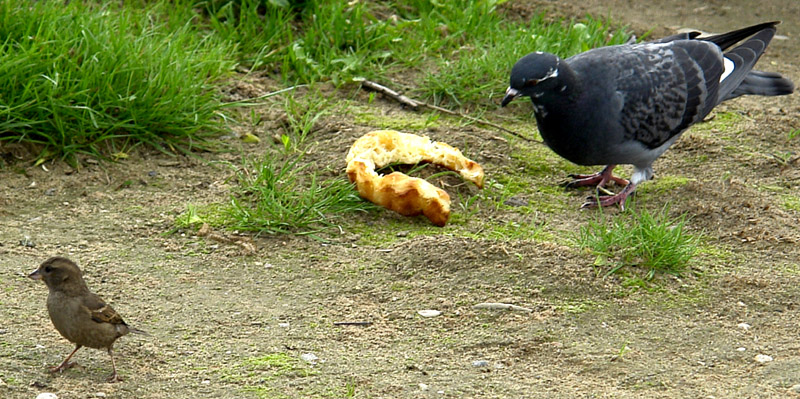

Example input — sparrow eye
[44,266,52,273]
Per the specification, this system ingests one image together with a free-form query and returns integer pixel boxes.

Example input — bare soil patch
[2,1,799,398]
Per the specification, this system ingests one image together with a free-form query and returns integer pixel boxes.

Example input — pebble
[790,384,800,393]
[278,322,290,328]
[419,383,429,391]
[94,393,107,398]
[201,380,210,385]
[417,309,441,318]
[471,360,489,367]
[36,394,58,399]
[737,322,751,330]
[503,196,529,207]
[754,354,773,364]
[20,236,35,248]
[736,347,746,352]
[148,171,158,177]
[300,353,318,363]
[44,188,56,196]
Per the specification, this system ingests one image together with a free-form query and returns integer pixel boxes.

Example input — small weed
[281,94,331,153]
[788,128,799,140]
[576,205,700,280]
[225,154,375,235]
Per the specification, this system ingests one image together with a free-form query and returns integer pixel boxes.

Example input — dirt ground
[2,0,799,398]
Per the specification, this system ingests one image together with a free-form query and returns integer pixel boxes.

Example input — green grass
[176,153,376,236]
[0,1,234,162]
[0,0,629,159]
[576,205,700,280]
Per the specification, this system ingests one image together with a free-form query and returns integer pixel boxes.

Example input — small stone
[20,236,35,248]
[503,196,529,207]
[471,360,489,367]
[737,322,751,330]
[36,394,58,399]
[417,309,441,318]
[94,393,107,398]
[396,231,408,237]
[419,383,429,391]
[300,353,318,363]
[278,322,290,328]
[201,380,210,385]
[754,354,773,363]
[736,347,746,352]
[44,188,56,196]
[737,301,747,307]
[789,384,800,393]
[148,171,158,177]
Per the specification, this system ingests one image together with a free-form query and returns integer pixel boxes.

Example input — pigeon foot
[563,164,629,189]
[581,183,637,210]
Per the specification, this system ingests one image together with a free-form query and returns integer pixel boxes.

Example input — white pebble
[201,380,210,385]
[737,322,751,330]
[417,309,441,318]
[278,322,290,328]
[737,301,747,307]
[754,354,773,363]
[94,393,107,398]
[736,347,746,352]
[419,383,429,391]
[472,360,489,367]
[789,384,800,393]
[300,353,318,363]
[36,394,58,399]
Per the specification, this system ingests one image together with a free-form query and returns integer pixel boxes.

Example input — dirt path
[2,1,799,398]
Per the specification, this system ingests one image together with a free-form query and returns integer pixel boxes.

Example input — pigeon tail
[701,21,780,50]
[724,70,795,101]
[716,25,778,103]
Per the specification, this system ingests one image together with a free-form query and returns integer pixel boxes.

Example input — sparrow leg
[106,348,123,383]
[50,345,82,373]
[564,164,629,189]
[581,183,637,210]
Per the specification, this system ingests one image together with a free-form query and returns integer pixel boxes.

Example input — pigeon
[501,21,794,209]
[29,257,147,382]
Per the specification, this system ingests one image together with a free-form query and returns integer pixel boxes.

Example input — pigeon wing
[615,41,723,149]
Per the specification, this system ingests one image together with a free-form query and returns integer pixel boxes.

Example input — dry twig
[360,79,538,143]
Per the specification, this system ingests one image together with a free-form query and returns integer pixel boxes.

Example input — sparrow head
[29,257,86,292]
[502,52,562,107]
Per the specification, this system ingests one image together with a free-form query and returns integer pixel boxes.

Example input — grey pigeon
[501,21,794,209]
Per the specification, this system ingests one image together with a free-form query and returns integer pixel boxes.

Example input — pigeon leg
[564,164,629,189]
[581,183,637,210]
[50,345,82,373]
[106,348,123,383]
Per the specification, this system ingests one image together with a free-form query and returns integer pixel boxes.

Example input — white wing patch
[720,56,734,82]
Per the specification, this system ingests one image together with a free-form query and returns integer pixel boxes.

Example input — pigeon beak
[28,268,42,280]
[501,87,520,107]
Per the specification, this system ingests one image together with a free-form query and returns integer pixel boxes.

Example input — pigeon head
[501,52,562,107]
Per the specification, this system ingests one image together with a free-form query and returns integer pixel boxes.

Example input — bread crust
[346,130,484,226]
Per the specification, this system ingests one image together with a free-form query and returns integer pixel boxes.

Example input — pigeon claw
[580,184,637,210]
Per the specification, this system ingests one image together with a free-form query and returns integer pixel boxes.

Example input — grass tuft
[0,1,234,162]
[194,154,375,236]
[576,205,700,280]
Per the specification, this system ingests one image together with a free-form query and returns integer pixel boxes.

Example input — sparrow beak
[28,269,42,280]
[501,87,520,107]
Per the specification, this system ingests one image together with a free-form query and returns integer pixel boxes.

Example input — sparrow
[28,256,146,382]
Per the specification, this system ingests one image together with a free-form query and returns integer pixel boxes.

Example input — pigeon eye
[524,79,539,87]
